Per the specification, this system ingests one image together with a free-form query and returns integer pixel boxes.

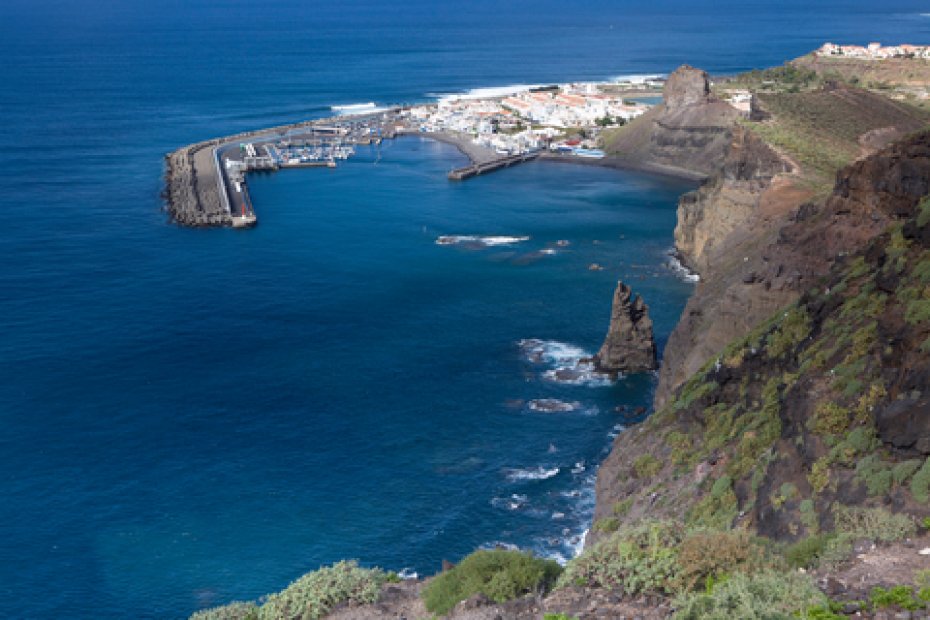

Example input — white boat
[573,148,605,159]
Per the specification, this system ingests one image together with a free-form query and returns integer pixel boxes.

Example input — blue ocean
[2,1,929,617]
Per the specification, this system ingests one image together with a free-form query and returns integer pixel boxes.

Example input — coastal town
[401,81,656,157]
[815,41,930,59]
[166,78,665,227]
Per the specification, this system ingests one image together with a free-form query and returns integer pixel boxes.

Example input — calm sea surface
[2,1,929,617]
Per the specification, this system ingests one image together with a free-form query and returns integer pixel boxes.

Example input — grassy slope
[748,87,930,187]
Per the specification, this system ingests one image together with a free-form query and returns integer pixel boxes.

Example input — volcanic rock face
[601,64,741,179]
[593,282,657,374]
[664,65,712,109]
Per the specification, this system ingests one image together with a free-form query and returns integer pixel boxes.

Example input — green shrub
[676,529,774,591]
[785,534,833,569]
[634,454,661,479]
[917,197,930,228]
[771,482,798,509]
[833,505,917,542]
[422,549,561,615]
[613,498,633,516]
[672,570,829,619]
[799,498,818,532]
[808,457,831,494]
[255,561,386,620]
[190,601,259,620]
[871,585,921,611]
[688,477,738,529]
[892,460,923,485]
[855,454,893,496]
[593,517,620,534]
[809,402,849,437]
[767,307,812,358]
[911,457,930,503]
[674,380,720,412]
[845,427,879,457]
[805,605,846,620]
[905,299,930,325]
[558,520,684,595]
[817,534,856,569]
[543,614,579,620]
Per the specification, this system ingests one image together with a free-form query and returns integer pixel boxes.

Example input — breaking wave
[331,102,392,116]
[666,249,700,283]
[519,339,613,387]
[504,466,560,482]
[436,235,530,247]
[527,398,582,413]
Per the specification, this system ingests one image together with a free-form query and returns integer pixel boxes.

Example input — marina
[164,83,661,228]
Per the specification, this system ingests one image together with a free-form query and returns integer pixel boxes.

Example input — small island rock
[593,281,657,374]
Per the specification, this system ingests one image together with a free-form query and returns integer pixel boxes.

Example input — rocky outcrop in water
[593,282,656,375]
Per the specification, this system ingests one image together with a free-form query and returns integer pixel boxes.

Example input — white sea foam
[491,493,529,511]
[331,102,391,116]
[505,466,560,482]
[542,363,613,387]
[609,73,665,84]
[397,568,418,580]
[666,249,700,283]
[527,398,582,413]
[519,339,613,386]
[479,540,521,552]
[431,84,547,104]
[436,235,530,247]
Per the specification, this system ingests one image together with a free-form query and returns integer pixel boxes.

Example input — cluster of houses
[815,42,930,60]
[400,83,652,156]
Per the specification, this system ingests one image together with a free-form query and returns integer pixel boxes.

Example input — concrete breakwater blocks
[163,119,320,228]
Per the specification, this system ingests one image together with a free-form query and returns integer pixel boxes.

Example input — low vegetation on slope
[746,85,929,186]
[190,560,393,620]
[421,549,562,615]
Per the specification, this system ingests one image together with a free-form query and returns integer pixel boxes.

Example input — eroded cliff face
[592,131,930,546]
[654,82,930,409]
[674,126,792,274]
[601,65,741,178]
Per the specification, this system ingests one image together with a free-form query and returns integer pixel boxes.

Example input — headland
[189,45,930,620]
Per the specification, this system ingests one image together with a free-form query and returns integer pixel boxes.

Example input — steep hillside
[600,66,740,179]
[594,132,930,543]
[656,83,930,407]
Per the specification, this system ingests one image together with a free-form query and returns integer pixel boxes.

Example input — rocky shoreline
[190,57,930,619]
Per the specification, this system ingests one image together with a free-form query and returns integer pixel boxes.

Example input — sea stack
[593,281,657,374]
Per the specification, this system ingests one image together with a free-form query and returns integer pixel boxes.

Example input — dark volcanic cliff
[601,66,741,179]
[592,131,930,544]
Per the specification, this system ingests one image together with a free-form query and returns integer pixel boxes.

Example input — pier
[447,151,540,180]
[163,109,538,228]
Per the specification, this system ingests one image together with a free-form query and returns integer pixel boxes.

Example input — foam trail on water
[430,84,547,104]
[609,73,665,84]
[504,466,560,482]
[436,235,530,247]
[331,102,392,115]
